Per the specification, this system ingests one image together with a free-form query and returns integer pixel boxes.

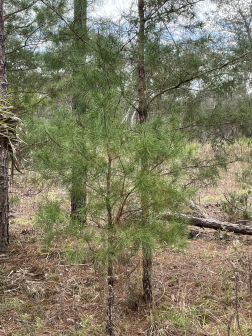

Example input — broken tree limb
[189,200,210,219]
[161,213,252,235]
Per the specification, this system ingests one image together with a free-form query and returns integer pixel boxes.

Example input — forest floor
[0,166,252,336]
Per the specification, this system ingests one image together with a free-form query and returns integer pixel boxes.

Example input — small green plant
[126,280,143,311]
[35,198,69,245]
[64,245,90,264]
[236,167,252,185]
[9,193,20,208]
[154,303,192,329]
[222,190,251,220]
[35,316,43,329]
[78,314,93,336]
[1,297,23,311]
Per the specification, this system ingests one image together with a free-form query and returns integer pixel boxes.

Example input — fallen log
[161,213,252,235]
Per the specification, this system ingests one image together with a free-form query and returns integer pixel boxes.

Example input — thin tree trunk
[137,0,153,306]
[106,257,115,336]
[142,243,153,303]
[71,0,87,224]
[0,0,9,252]
[105,154,115,336]
[0,138,9,252]
[70,167,87,224]
[141,154,153,304]
[137,0,147,124]
[74,0,87,37]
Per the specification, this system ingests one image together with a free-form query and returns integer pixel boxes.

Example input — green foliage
[25,10,234,284]
[64,245,90,264]
[79,315,94,336]
[153,303,193,329]
[8,4,252,333]
[5,0,70,116]
[9,193,20,208]
[222,190,252,221]
[126,279,143,311]
[35,198,69,245]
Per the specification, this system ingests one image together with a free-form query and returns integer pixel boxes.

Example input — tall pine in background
[70,0,88,223]
[132,0,211,307]
[0,0,9,251]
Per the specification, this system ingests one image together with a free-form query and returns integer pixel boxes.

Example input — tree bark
[161,212,252,235]
[106,259,115,336]
[137,0,148,124]
[0,0,9,252]
[105,155,115,336]
[142,244,153,303]
[74,0,87,37]
[136,0,153,306]
[187,215,252,235]
[70,168,87,224]
[71,0,87,224]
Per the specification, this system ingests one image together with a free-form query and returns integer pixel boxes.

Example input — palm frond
[0,98,21,173]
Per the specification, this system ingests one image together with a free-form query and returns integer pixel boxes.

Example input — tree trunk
[0,138,9,252]
[137,0,148,124]
[105,155,115,336]
[137,0,153,306]
[161,212,252,235]
[142,244,153,303]
[141,154,153,305]
[106,259,115,336]
[74,0,87,37]
[71,0,87,224]
[0,0,9,252]
[186,215,252,235]
[70,167,87,224]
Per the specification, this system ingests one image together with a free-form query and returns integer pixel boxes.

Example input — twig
[57,263,92,267]
[189,200,209,219]
[152,279,166,303]
[127,261,140,278]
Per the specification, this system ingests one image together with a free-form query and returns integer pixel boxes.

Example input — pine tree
[133,0,208,306]
[71,0,88,223]
[5,0,69,114]
[0,0,9,252]
[8,0,90,224]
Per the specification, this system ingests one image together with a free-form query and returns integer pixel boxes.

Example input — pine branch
[147,51,252,109]
[6,25,42,55]
[145,0,203,22]
[39,0,93,50]
[6,42,41,55]
[162,159,238,176]
[9,91,49,95]
[4,0,40,20]
[44,130,62,148]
